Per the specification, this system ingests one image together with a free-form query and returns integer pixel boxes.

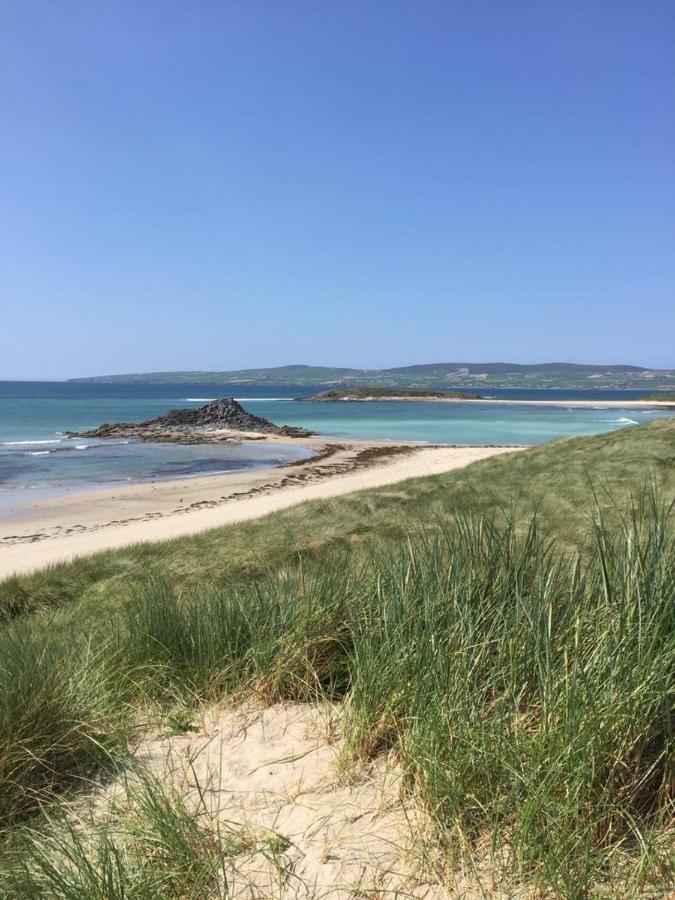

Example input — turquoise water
[0,382,672,503]
[261,398,664,445]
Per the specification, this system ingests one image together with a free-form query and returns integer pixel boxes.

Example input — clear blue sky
[2,1,673,379]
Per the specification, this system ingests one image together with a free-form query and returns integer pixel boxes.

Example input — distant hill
[68,362,675,390]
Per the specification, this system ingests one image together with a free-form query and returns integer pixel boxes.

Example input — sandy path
[0,441,518,579]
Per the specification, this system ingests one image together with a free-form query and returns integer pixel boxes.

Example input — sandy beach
[0,437,519,579]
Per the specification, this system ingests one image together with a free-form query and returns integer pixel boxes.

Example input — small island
[66,398,313,443]
[301,388,484,402]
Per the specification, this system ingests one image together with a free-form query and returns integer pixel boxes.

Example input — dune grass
[0,500,673,895]
[0,418,673,896]
[0,620,129,832]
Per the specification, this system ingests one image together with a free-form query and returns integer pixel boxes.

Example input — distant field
[1,417,673,897]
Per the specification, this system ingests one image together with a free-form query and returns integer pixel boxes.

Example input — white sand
[131,703,432,897]
[96,702,509,897]
[0,441,518,579]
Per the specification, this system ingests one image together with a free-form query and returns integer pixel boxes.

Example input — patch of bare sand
[98,703,525,899]
[131,704,429,897]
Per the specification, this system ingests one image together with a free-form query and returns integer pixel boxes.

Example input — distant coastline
[66,361,675,391]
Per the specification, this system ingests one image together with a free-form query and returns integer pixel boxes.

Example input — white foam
[183,398,216,402]
[3,439,61,446]
[75,445,89,450]
[600,417,639,425]
[27,450,50,456]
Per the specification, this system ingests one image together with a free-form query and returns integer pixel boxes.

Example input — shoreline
[310,396,675,408]
[0,436,520,579]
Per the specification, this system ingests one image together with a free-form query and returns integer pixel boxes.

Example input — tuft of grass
[162,708,197,737]
[119,565,354,705]
[0,621,128,833]
[348,503,675,896]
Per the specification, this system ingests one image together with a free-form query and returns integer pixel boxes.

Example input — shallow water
[0,382,672,498]
[260,398,661,445]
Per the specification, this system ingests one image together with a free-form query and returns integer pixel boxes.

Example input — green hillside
[68,361,675,390]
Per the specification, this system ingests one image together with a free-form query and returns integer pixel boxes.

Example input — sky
[1,1,673,379]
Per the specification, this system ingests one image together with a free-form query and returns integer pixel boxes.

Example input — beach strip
[0,441,518,579]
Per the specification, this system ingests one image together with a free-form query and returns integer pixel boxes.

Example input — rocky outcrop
[67,398,312,443]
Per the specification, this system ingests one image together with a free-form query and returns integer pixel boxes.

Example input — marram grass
[0,492,673,896]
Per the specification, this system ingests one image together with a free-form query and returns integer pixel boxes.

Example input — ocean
[0,382,672,506]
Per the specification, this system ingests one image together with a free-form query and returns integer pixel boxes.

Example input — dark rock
[66,398,312,443]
